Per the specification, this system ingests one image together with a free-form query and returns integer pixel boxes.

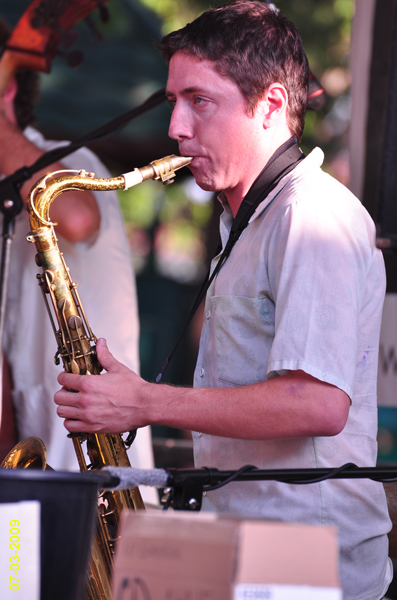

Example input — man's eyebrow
[166,86,206,98]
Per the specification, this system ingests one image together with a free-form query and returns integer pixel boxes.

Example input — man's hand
[55,338,150,433]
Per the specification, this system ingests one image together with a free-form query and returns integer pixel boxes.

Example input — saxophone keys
[54,350,61,366]
[70,360,81,374]
[57,297,71,311]
[68,315,82,330]
[42,270,55,294]
[78,169,95,179]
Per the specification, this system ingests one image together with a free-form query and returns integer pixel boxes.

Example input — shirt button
[206,310,211,319]
[200,367,204,377]
[198,432,202,437]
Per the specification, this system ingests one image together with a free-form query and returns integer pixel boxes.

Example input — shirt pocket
[212,295,275,386]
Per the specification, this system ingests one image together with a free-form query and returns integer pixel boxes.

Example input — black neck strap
[155,137,304,383]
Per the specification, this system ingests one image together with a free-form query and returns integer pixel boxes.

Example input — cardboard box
[111,510,342,600]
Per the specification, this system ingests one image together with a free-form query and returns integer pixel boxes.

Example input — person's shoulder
[268,147,378,245]
[289,147,360,207]
[62,146,111,179]
[23,126,68,152]
[24,126,112,179]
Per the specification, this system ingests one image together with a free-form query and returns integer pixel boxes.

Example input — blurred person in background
[0,16,156,504]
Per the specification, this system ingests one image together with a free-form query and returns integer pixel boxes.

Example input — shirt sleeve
[266,181,385,399]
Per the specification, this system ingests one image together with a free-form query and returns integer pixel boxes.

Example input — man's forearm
[55,341,350,440]
[144,370,350,439]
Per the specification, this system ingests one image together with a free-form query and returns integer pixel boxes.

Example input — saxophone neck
[26,169,124,231]
[26,155,192,231]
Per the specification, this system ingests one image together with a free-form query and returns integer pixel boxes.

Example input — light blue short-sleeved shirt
[193,148,392,600]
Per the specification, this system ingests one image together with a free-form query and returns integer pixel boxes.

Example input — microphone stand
[98,463,397,511]
[162,464,397,511]
[0,172,28,406]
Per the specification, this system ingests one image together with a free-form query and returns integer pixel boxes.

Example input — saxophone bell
[1,436,49,469]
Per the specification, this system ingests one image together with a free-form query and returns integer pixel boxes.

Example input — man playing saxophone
[55,2,392,598]
[0,16,156,503]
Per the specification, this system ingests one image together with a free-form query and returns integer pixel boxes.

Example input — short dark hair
[159,0,308,140]
[0,17,40,130]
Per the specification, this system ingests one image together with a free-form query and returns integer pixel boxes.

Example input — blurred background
[1,0,381,468]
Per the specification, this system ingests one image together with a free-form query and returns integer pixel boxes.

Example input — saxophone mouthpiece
[167,155,193,171]
[123,155,192,190]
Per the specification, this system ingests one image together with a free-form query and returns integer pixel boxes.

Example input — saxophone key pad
[68,315,82,330]
[43,269,54,283]
[57,297,71,311]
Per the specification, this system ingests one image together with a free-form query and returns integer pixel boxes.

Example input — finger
[54,386,84,407]
[56,403,81,419]
[57,371,86,389]
[63,418,92,433]
[96,338,131,374]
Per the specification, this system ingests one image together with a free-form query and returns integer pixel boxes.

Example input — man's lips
[179,148,201,160]
[179,153,209,173]
[182,156,203,167]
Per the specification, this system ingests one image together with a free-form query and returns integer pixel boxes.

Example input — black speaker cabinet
[0,469,102,600]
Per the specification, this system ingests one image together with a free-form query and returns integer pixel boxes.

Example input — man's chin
[186,161,213,191]
[196,180,216,192]
[190,172,218,193]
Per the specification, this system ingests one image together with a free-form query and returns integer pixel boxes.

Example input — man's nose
[168,103,192,141]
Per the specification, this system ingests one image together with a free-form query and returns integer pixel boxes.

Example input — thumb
[96,338,130,374]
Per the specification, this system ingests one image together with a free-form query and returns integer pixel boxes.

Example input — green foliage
[139,0,354,63]
[119,180,164,229]
[276,0,353,72]
[157,180,213,228]
[118,175,213,282]
[138,0,223,33]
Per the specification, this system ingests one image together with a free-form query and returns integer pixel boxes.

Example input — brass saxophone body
[22,154,192,599]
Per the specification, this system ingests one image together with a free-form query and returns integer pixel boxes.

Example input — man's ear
[2,77,17,104]
[259,83,288,129]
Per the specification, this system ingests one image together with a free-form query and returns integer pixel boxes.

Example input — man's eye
[194,97,205,105]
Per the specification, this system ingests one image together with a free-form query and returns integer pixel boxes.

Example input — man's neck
[225,132,295,217]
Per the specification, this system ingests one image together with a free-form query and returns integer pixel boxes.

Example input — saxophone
[13,154,191,599]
